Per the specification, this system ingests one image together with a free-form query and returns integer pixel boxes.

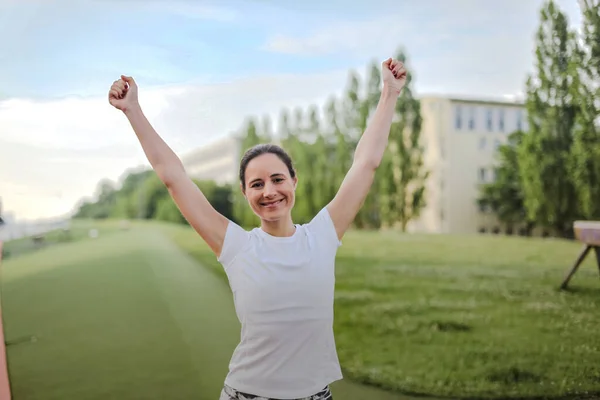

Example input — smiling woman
[107,56,407,400]
[239,144,298,237]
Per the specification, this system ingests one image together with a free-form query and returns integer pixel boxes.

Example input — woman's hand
[108,75,140,113]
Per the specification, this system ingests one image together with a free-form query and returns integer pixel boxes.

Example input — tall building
[407,95,526,234]
[180,95,527,235]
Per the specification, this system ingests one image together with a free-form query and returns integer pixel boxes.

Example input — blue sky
[0,0,584,220]
[2,0,582,99]
[3,0,392,98]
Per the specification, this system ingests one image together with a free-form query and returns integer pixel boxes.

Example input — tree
[341,69,375,228]
[285,107,313,224]
[355,61,384,229]
[232,118,262,228]
[570,0,600,219]
[324,96,350,203]
[478,130,534,234]
[74,179,117,219]
[381,49,428,231]
[518,0,580,236]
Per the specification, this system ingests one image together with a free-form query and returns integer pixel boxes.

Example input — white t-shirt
[217,207,343,399]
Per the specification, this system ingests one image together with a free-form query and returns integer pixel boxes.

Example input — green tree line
[75,0,598,239]
[75,46,429,232]
[74,169,235,225]
[231,47,427,230]
[479,0,600,237]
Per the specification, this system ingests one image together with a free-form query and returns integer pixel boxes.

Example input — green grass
[1,221,418,400]
[165,226,600,400]
[1,222,243,400]
[3,219,599,399]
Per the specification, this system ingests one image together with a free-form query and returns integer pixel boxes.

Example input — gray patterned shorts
[219,384,333,400]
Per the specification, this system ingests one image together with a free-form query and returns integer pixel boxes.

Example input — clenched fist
[382,58,407,95]
[108,75,139,113]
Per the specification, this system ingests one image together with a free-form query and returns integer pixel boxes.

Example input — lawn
[2,219,599,399]
[165,225,600,400]
[0,221,418,400]
[1,222,243,400]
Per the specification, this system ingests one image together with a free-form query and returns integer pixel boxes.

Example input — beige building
[181,135,241,185]
[407,96,527,235]
[181,95,527,235]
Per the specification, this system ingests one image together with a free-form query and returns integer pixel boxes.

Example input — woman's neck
[261,217,296,237]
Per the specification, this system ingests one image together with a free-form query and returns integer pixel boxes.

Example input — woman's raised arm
[108,76,229,256]
[326,58,407,240]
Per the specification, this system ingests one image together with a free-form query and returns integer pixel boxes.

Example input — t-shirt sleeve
[217,220,250,267]
[308,207,342,249]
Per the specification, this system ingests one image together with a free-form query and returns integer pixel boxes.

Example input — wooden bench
[560,221,600,289]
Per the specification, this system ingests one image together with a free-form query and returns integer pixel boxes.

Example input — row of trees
[74,169,235,225]
[231,48,427,230]
[479,0,600,237]
[76,0,598,239]
[75,47,429,232]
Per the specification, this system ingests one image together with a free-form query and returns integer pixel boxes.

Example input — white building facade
[407,96,527,234]
[181,135,241,186]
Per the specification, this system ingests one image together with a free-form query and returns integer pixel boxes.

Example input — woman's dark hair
[239,143,295,191]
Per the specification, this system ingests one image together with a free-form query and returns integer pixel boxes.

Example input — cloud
[261,1,583,58]
[0,68,354,221]
[261,0,584,99]
[262,14,422,57]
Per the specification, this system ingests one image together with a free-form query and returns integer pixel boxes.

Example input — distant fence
[0,242,11,399]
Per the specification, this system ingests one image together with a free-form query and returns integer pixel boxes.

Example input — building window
[468,107,476,130]
[516,109,523,131]
[486,108,493,132]
[494,139,501,150]
[479,137,487,150]
[478,167,486,182]
[455,105,462,130]
[498,109,505,132]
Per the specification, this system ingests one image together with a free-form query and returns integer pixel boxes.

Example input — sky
[0,0,584,222]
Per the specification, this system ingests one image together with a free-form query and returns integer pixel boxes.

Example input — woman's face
[243,153,297,222]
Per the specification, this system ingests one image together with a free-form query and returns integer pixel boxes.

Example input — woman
[108,57,407,400]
